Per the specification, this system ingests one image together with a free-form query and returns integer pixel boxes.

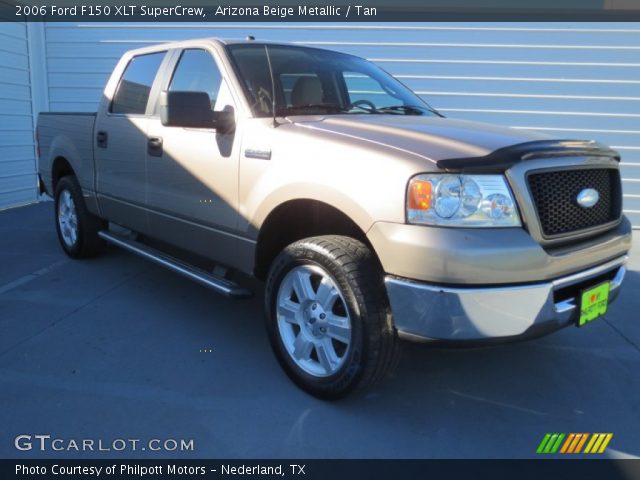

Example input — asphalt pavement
[1,202,638,459]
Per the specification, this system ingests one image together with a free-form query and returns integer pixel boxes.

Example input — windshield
[226,44,440,118]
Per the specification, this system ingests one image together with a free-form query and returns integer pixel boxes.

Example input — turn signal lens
[408,179,432,210]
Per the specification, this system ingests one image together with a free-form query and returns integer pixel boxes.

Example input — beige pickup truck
[37,38,631,398]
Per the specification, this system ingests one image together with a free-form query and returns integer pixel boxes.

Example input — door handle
[147,136,163,157]
[96,131,108,148]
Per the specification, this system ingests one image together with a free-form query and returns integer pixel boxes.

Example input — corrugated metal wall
[0,20,37,209]
[38,22,640,226]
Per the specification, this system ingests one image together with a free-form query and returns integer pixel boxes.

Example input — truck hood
[289,115,552,164]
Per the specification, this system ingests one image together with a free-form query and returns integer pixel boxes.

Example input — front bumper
[367,217,632,285]
[386,255,627,343]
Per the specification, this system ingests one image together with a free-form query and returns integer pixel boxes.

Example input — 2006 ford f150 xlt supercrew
[37,38,632,398]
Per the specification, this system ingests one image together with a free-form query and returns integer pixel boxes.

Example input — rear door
[94,50,169,230]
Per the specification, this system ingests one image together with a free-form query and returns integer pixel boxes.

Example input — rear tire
[54,175,106,258]
[265,235,399,399]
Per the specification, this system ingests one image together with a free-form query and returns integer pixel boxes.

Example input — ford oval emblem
[577,188,600,208]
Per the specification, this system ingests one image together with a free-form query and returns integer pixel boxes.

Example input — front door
[145,48,242,261]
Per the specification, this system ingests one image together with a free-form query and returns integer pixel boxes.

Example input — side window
[169,49,223,111]
[111,52,165,114]
[343,71,401,108]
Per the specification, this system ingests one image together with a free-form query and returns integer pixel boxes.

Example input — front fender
[248,182,375,239]
[238,122,414,239]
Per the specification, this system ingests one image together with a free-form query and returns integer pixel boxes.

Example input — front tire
[265,235,399,399]
[54,175,106,258]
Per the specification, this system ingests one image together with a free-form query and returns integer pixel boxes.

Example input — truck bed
[37,112,97,197]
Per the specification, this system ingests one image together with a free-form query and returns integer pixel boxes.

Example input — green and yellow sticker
[579,282,610,326]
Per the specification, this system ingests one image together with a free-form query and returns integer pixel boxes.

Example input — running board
[98,231,252,299]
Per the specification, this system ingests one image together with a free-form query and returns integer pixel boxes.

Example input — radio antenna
[264,45,278,128]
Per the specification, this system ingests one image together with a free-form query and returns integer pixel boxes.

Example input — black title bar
[4,459,640,480]
[3,0,640,21]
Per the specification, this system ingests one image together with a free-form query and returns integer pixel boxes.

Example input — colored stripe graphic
[550,434,565,453]
[585,433,614,454]
[538,433,612,454]
[537,434,552,453]
[560,434,575,453]
[567,433,584,453]
[584,434,599,453]
[544,434,559,453]
[574,433,589,453]
[597,434,613,453]
[536,433,613,454]
[537,433,565,454]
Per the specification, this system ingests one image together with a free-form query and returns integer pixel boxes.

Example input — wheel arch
[254,199,379,280]
[52,156,75,191]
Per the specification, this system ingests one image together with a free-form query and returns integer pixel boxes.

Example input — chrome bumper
[385,256,627,343]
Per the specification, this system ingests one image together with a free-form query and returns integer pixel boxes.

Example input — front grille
[527,168,622,237]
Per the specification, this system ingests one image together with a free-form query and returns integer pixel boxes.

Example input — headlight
[407,174,521,227]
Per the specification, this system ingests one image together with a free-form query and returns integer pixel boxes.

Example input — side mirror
[159,91,235,133]
[213,109,235,134]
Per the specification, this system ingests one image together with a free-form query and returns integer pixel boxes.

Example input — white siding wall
[0,20,37,209]
[42,22,640,226]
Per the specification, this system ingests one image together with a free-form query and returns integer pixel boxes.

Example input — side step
[98,231,252,299]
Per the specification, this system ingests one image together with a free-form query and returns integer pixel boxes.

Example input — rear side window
[111,52,165,114]
[169,49,223,110]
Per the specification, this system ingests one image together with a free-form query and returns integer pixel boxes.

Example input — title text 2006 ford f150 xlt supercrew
[37,39,632,398]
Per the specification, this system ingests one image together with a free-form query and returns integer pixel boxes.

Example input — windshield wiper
[375,105,432,115]
[280,103,349,114]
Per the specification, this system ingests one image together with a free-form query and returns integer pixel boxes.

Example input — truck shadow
[271,268,638,458]
[99,245,639,458]
[4,221,637,458]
